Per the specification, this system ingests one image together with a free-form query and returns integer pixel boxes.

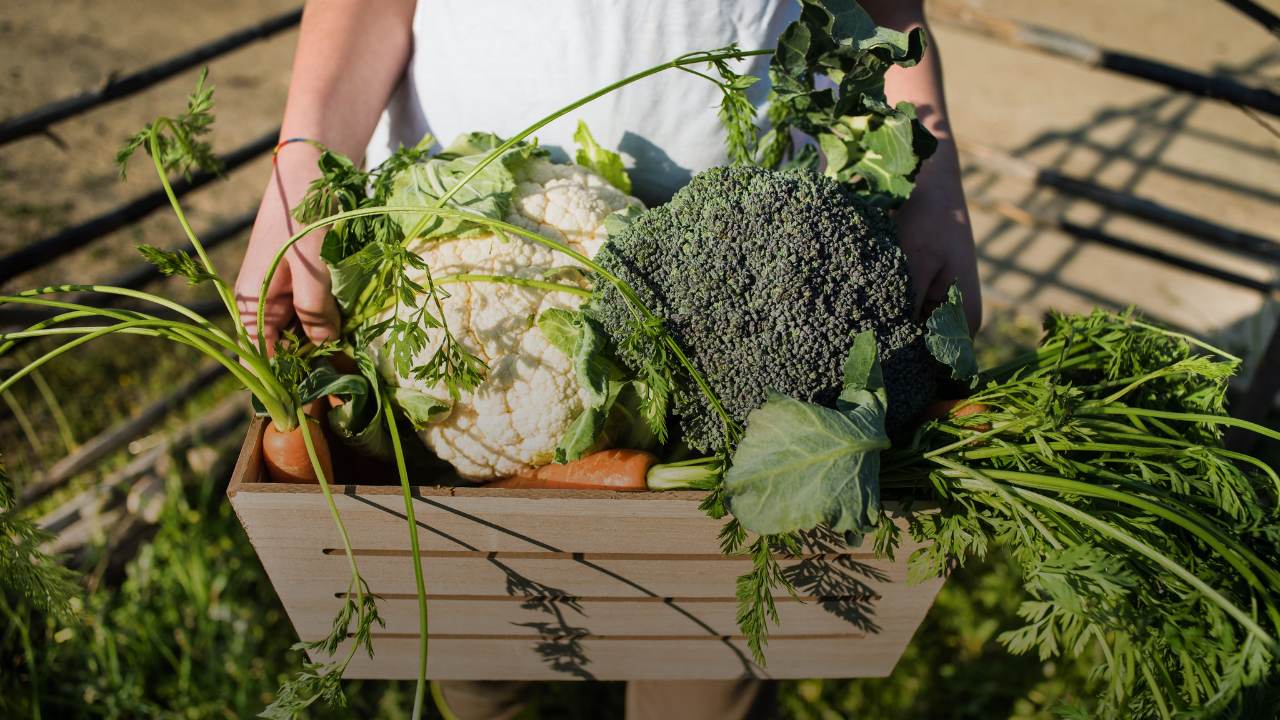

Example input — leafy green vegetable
[537,307,661,462]
[391,387,451,428]
[724,391,887,536]
[573,121,632,193]
[837,329,887,412]
[925,284,977,381]
[389,133,546,241]
[762,0,935,205]
[884,310,1280,718]
[0,463,78,623]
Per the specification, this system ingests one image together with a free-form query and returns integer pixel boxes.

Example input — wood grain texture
[328,635,910,680]
[228,419,945,680]
[285,589,943,638]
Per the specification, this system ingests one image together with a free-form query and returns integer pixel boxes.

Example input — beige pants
[437,680,770,720]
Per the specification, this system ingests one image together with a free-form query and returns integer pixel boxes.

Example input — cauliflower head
[375,157,641,479]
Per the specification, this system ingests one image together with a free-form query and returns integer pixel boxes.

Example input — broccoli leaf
[556,402,608,464]
[573,315,612,408]
[541,307,658,461]
[837,329,886,412]
[573,120,632,194]
[849,109,918,204]
[724,392,887,536]
[537,307,616,405]
[925,284,977,381]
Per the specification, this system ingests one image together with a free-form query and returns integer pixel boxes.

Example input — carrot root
[263,417,333,484]
[486,449,659,491]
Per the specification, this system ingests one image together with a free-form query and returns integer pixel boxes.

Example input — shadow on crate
[344,490,890,680]
[787,527,889,636]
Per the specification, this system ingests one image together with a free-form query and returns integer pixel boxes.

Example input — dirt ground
[0,0,1276,358]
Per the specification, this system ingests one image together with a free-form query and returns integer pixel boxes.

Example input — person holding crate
[233,1,978,718]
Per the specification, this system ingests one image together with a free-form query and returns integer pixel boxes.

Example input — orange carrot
[922,399,989,422]
[263,416,333,484]
[486,449,659,491]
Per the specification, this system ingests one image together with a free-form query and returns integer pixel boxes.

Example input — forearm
[237,0,415,344]
[871,1,965,214]
[281,0,415,159]
[864,0,982,329]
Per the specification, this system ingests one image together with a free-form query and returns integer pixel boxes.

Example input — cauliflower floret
[374,158,641,479]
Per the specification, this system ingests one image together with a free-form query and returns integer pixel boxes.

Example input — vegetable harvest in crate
[2,1,1278,718]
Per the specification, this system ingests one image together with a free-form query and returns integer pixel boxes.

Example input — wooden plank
[256,550,920,600]
[325,635,913,680]
[232,488,731,555]
[285,580,944,638]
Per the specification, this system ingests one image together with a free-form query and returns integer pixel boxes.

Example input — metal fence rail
[1220,0,1280,37]
[961,142,1280,265]
[0,8,300,145]
[933,1,1280,117]
[0,130,277,285]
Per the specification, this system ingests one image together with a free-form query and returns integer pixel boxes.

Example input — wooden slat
[233,489,731,555]
[284,583,944,638]
[326,635,913,680]
[256,550,919,599]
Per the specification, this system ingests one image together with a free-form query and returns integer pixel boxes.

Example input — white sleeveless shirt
[365,0,798,205]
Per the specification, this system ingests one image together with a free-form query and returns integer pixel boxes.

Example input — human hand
[894,152,983,332]
[234,143,341,351]
[864,0,983,332]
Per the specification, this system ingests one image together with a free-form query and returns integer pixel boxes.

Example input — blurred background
[1,0,1277,717]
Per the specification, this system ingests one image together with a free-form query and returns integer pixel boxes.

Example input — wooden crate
[227,418,944,680]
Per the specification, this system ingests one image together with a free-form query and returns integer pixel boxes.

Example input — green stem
[383,395,429,720]
[148,122,247,342]
[3,286,222,336]
[956,437,1280,502]
[932,456,1062,551]
[28,366,75,453]
[432,47,771,209]
[436,274,591,297]
[956,468,1280,642]
[1002,482,1277,650]
[2,387,44,453]
[920,417,1037,460]
[1084,406,1280,442]
[296,406,366,611]
[0,319,289,426]
[1130,319,1239,362]
[647,456,723,491]
[430,681,461,720]
[0,295,281,404]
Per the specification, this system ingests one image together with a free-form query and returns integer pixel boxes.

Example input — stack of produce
[3,1,1277,717]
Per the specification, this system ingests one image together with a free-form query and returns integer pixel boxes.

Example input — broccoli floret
[588,165,937,452]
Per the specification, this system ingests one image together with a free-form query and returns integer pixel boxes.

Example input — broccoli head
[588,165,938,452]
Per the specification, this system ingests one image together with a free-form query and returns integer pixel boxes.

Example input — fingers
[288,242,341,345]
[235,238,294,355]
